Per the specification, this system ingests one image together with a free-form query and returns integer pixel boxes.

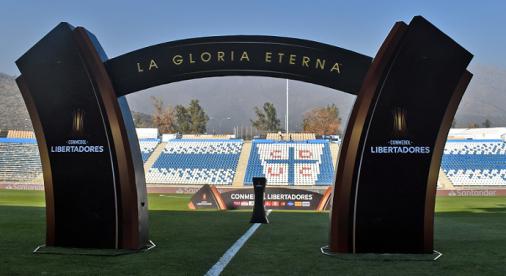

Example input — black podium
[250,177,269,224]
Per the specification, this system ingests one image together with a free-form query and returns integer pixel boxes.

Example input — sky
[0,0,505,76]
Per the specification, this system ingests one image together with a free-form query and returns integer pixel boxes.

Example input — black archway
[104,35,372,96]
[15,16,472,253]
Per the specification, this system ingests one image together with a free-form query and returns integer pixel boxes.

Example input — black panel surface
[16,23,118,248]
[353,16,472,253]
[105,36,372,96]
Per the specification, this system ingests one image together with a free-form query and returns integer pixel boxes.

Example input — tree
[302,104,342,135]
[151,96,176,133]
[482,119,492,128]
[132,111,155,128]
[187,99,209,133]
[250,102,281,132]
[467,122,480,128]
[173,100,209,134]
[174,105,191,133]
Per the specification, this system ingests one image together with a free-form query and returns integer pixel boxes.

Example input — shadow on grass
[0,206,252,275]
[436,197,506,214]
[2,196,506,275]
[223,210,506,276]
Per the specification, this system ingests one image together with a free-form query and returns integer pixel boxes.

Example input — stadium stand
[182,134,235,139]
[146,139,243,185]
[441,139,506,186]
[244,140,334,186]
[7,130,35,139]
[0,138,42,182]
[139,138,160,162]
[1,127,506,189]
[266,133,316,141]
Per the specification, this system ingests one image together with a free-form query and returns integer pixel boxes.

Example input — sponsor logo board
[221,187,324,210]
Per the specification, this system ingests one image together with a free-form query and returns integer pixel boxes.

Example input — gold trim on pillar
[328,22,408,253]
[72,27,147,249]
[16,76,56,245]
[423,71,472,251]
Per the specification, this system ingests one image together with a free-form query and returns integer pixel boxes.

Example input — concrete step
[329,143,340,170]
[438,169,455,189]
[144,142,167,172]
[232,141,252,187]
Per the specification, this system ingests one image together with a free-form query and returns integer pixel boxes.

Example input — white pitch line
[205,210,272,276]
[158,195,189,198]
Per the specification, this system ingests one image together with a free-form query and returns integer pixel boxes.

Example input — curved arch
[104,35,372,96]
[15,16,473,254]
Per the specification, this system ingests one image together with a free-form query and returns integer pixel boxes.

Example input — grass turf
[0,190,505,275]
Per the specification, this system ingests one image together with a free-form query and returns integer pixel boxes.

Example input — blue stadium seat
[139,138,160,162]
[0,138,42,182]
[4,135,505,188]
[441,140,506,186]
[146,139,243,185]
[244,140,334,186]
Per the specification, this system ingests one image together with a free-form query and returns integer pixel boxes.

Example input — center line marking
[205,209,272,276]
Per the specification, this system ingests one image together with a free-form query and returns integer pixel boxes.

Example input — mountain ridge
[0,64,504,132]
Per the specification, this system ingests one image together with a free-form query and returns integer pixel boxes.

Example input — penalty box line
[205,210,272,276]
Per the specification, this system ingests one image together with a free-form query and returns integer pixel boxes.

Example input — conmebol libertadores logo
[50,139,104,153]
[50,108,105,153]
[72,108,85,136]
[370,107,431,155]
[392,107,408,138]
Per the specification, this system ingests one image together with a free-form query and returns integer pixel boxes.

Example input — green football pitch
[1,190,506,275]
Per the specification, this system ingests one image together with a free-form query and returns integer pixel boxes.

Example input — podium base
[250,216,269,224]
[33,240,156,256]
[320,245,442,261]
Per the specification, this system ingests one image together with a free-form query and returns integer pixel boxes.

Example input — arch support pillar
[328,16,473,253]
[16,23,148,249]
